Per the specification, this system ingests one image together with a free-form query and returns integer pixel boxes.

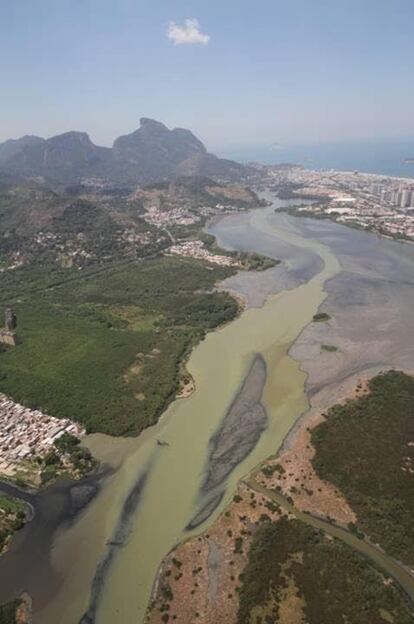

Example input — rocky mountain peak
[46,131,95,149]
[139,118,169,133]
[0,119,251,186]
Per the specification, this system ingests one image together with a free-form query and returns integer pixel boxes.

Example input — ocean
[217,137,414,179]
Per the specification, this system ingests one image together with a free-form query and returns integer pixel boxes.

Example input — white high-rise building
[400,189,410,208]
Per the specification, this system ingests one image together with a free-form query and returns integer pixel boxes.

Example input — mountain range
[0,118,251,189]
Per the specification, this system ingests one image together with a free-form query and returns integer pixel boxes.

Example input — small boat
[156,439,170,447]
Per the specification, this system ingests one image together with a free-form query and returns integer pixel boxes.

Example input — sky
[1,0,414,150]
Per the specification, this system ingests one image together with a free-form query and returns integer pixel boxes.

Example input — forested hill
[0,175,262,268]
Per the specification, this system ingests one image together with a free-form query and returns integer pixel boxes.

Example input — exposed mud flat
[256,409,357,526]
[286,214,414,403]
[187,355,267,530]
[210,199,324,309]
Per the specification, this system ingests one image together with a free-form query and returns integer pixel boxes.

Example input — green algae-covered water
[35,207,341,624]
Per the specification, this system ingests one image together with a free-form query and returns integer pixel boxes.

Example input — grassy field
[238,516,414,624]
[312,370,414,567]
[0,256,238,436]
[0,495,25,516]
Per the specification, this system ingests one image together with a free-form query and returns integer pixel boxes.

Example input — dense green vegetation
[0,179,272,439]
[238,516,414,624]
[201,232,278,271]
[0,256,238,435]
[312,312,331,322]
[0,599,19,624]
[0,495,25,519]
[321,344,338,352]
[0,180,169,268]
[312,370,414,567]
[0,495,26,552]
[272,182,328,203]
[236,251,277,271]
[168,227,278,272]
[39,433,96,484]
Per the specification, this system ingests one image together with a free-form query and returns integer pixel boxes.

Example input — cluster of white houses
[0,394,84,476]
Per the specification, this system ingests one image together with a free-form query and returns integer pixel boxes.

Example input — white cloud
[167,18,210,46]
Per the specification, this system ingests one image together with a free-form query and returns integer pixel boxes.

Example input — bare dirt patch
[255,375,377,527]
[257,412,357,526]
[15,593,32,624]
[276,573,306,624]
[147,482,286,624]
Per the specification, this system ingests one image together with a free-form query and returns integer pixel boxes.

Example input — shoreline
[278,363,387,457]
[0,210,266,496]
[280,204,414,246]
[175,211,276,401]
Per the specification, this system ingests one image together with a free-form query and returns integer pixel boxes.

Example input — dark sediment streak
[79,453,157,624]
[185,491,225,531]
[0,470,106,611]
[186,354,267,530]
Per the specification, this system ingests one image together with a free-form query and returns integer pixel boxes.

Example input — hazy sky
[1,0,414,149]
